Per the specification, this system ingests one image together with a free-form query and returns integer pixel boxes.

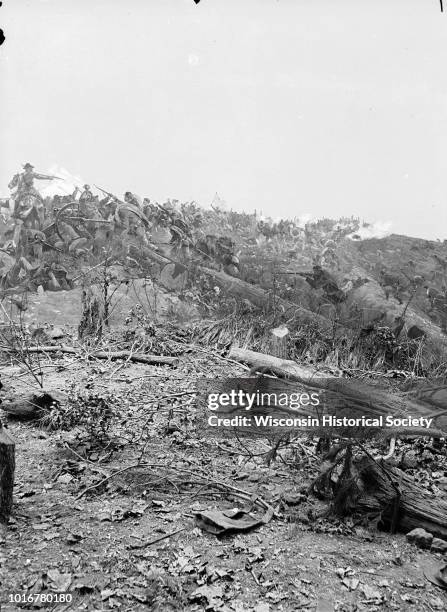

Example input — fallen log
[139,246,339,336]
[1,346,179,367]
[334,455,447,539]
[1,390,65,418]
[228,346,447,436]
[229,345,327,382]
[345,278,447,352]
[0,424,15,523]
[200,267,336,333]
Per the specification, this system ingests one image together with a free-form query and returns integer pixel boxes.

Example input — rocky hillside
[1,192,447,373]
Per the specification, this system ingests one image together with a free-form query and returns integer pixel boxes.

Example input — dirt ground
[1,350,447,612]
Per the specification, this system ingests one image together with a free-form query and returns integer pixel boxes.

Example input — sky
[1,0,447,239]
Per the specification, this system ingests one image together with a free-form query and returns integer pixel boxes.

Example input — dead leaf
[101,588,116,600]
[401,593,416,603]
[189,584,223,606]
[342,577,359,591]
[360,583,382,600]
[47,569,72,592]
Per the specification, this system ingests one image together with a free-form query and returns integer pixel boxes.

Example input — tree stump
[317,454,447,539]
[78,286,106,340]
[268,326,290,359]
[0,425,15,523]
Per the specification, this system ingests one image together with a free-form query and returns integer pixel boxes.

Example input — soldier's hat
[84,184,90,189]
[23,163,34,169]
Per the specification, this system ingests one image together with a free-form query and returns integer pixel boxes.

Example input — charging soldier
[9,163,59,248]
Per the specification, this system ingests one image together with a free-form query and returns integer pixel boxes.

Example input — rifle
[94,185,149,227]
[94,185,124,204]
[37,173,63,181]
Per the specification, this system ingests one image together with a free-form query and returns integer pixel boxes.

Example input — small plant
[41,385,118,443]
[0,311,45,389]
[144,570,187,610]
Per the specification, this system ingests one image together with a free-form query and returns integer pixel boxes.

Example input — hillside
[1,192,447,612]
[1,194,447,375]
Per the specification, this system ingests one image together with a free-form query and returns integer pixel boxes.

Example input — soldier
[9,163,59,209]
[79,184,94,204]
[124,191,142,209]
[9,163,59,247]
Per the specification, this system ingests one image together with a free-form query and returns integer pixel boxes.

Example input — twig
[75,463,140,499]
[185,343,250,371]
[129,527,186,549]
[2,345,179,366]
[250,569,261,586]
[71,258,112,282]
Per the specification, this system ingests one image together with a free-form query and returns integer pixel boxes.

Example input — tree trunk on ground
[0,390,65,419]
[200,267,336,334]
[345,279,447,352]
[228,346,447,437]
[336,455,447,539]
[140,247,338,336]
[0,425,15,523]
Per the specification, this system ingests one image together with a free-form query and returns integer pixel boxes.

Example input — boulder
[407,325,426,341]
[406,528,433,549]
[49,326,65,340]
[159,263,188,291]
[431,537,447,554]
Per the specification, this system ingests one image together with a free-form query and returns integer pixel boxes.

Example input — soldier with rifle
[124,191,142,209]
[8,163,61,248]
[95,185,150,229]
[79,184,94,205]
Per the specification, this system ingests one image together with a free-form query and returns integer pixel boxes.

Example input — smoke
[295,213,314,228]
[347,220,393,241]
[40,165,86,198]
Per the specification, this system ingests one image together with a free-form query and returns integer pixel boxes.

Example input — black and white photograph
[1,1,447,610]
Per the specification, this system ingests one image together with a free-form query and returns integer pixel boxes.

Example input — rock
[57,473,73,485]
[430,537,447,554]
[49,327,65,340]
[282,491,306,506]
[406,528,433,549]
[407,325,425,341]
[400,450,418,469]
[160,263,188,291]
[30,327,50,343]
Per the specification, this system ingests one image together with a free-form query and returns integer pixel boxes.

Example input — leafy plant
[40,385,118,443]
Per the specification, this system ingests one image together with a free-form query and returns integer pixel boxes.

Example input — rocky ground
[1,341,447,612]
[2,209,447,611]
